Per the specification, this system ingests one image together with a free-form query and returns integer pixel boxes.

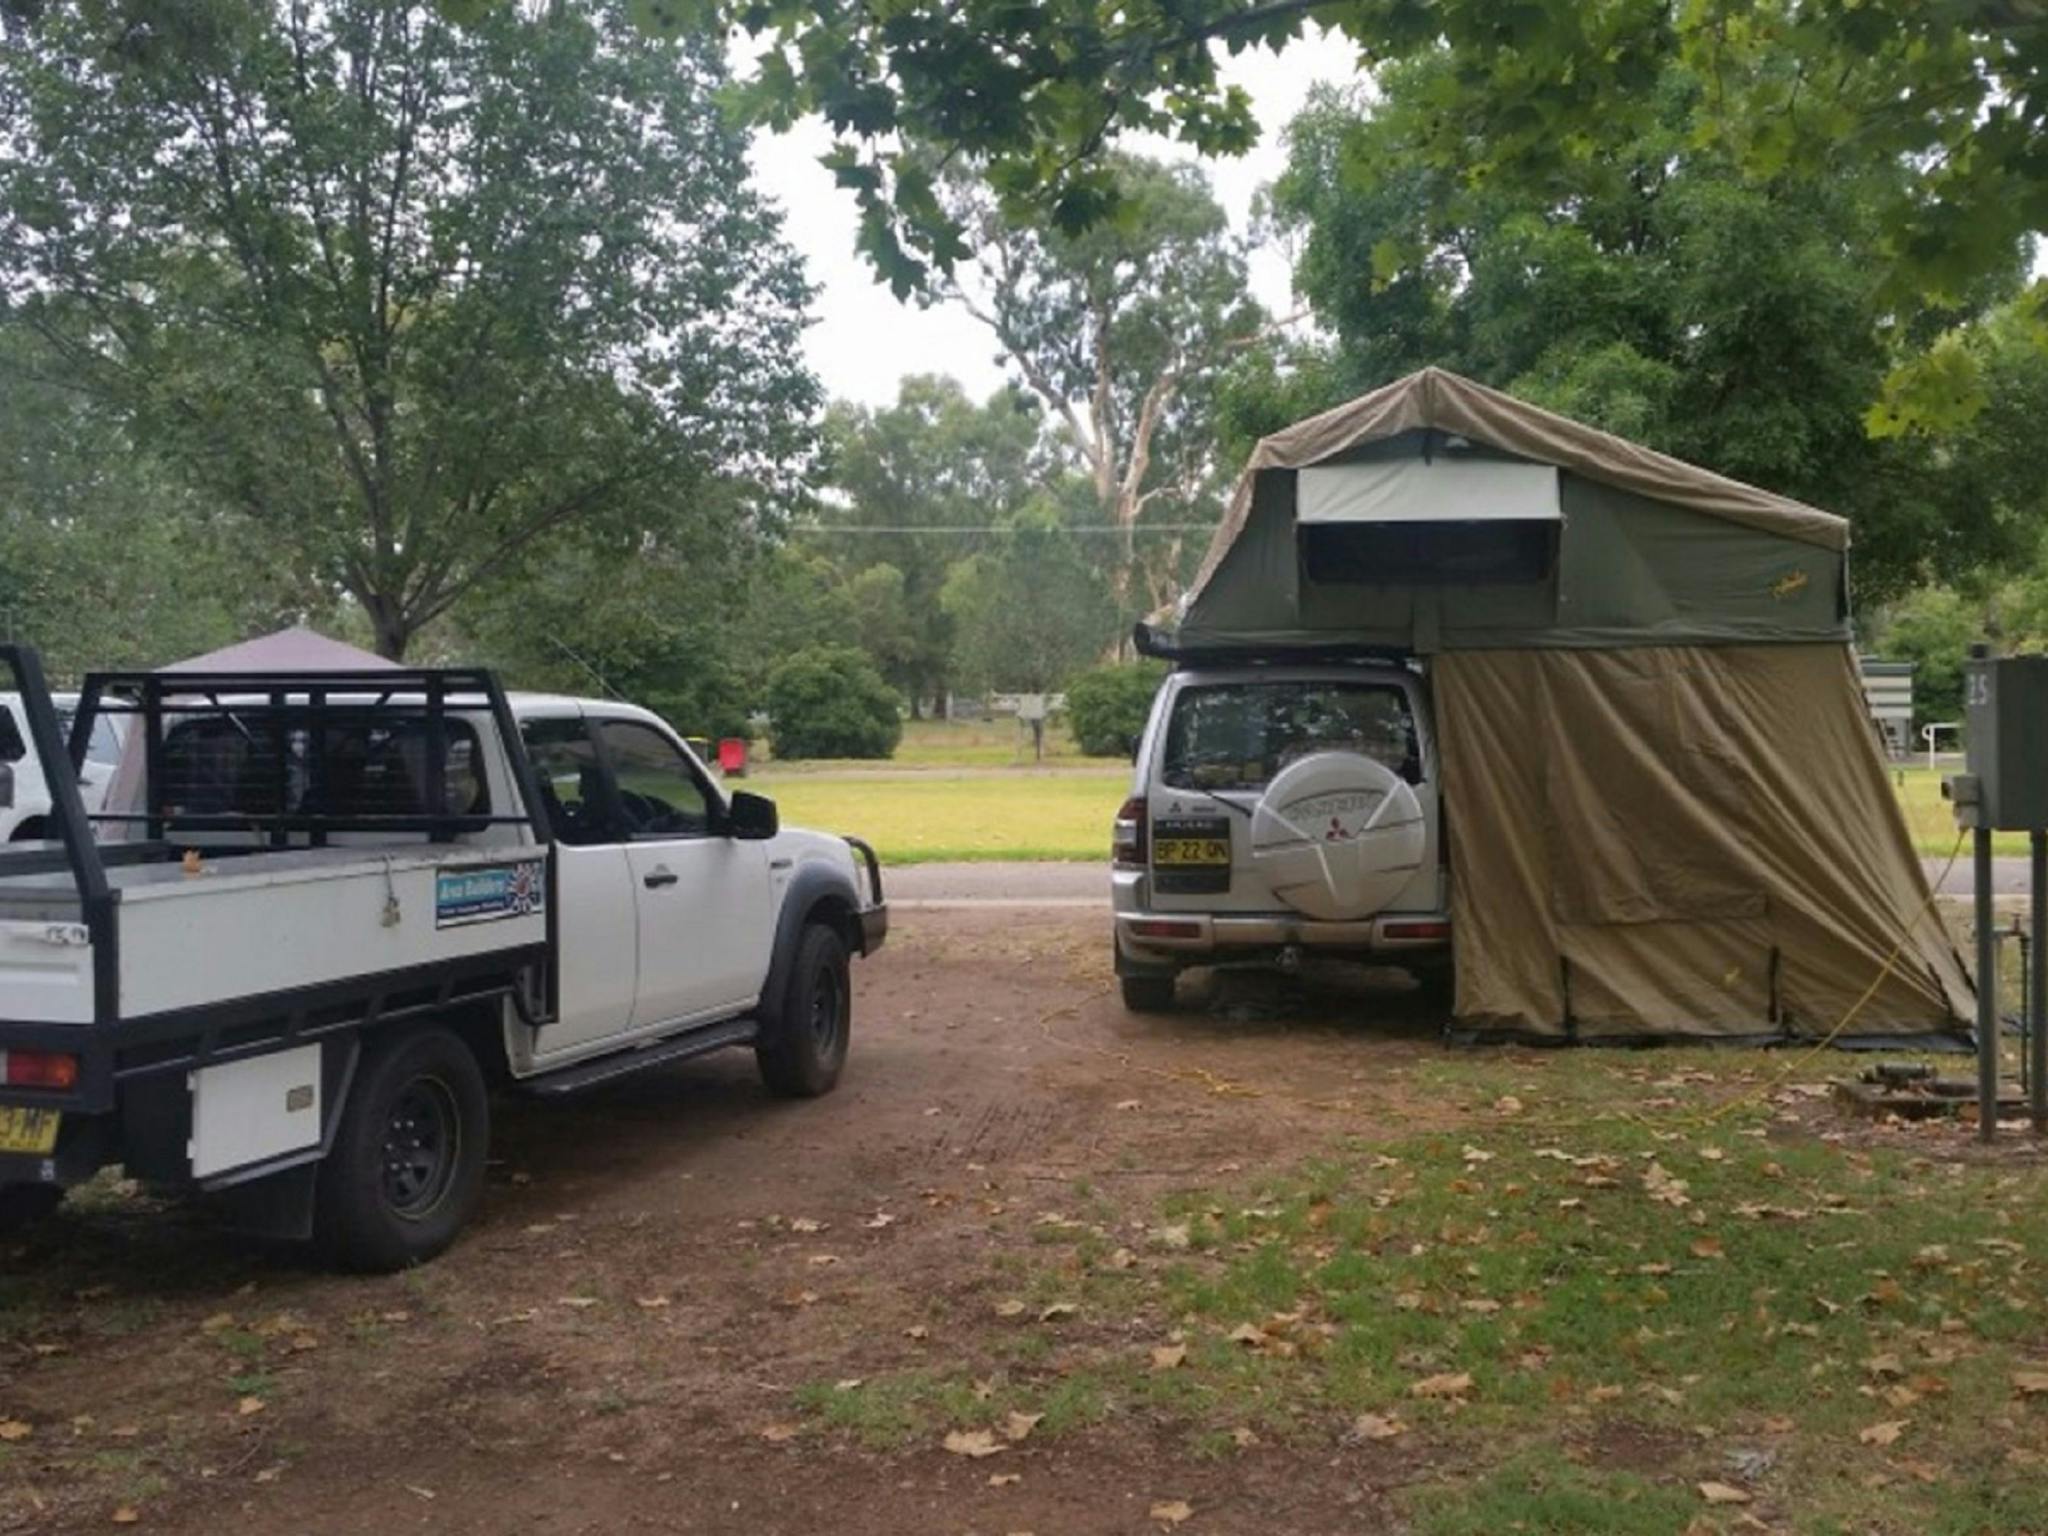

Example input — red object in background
[717,737,748,777]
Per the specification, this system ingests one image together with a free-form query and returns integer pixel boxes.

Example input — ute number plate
[0,1106,60,1157]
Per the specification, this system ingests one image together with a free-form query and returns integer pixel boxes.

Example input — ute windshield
[1161,680,1419,794]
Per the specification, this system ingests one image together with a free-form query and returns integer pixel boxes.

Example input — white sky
[744,32,1364,408]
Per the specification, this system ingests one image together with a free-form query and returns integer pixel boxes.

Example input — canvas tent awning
[1157,366,1968,1045]
[160,626,397,673]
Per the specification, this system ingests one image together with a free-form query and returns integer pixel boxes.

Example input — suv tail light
[0,1048,79,1090]
[1112,796,1147,868]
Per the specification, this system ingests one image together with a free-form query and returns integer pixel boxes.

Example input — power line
[787,524,1221,535]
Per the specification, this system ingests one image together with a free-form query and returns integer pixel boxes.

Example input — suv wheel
[315,1027,489,1273]
[1120,974,1175,1013]
[757,921,851,1098]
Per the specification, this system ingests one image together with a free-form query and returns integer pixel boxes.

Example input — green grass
[749,770,1124,863]
[1892,765,2025,857]
[795,1050,2048,1533]
[745,755,1966,868]
[758,716,1124,773]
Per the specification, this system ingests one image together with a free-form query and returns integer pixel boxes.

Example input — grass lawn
[750,769,1125,863]
[795,1048,2048,1533]
[1892,766,2028,858]
[757,716,1124,773]
[749,760,1972,867]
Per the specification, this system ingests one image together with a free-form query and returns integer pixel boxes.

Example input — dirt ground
[2,908,1470,1536]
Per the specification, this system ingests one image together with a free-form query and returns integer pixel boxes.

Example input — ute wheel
[0,1184,63,1236]
[315,1027,489,1273]
[757,922,851,1098]
[1120,974,1176,1013]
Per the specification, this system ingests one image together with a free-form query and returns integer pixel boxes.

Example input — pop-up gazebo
[1150,367,1970,1043]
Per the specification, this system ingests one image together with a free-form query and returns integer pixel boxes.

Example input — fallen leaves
[2014,1370,2048,1397]
[1151,1343,1187,1371]
[1149,1499,1194,1526]
[1858,1420,1908,1448]
[0,1420,30,1442]
[942,1429,1004,1458]
[1409,1372,1474,1400]
[1696,1482,1752,1506]
[1351,1412,1408,1441]
[758,1423,799,1444]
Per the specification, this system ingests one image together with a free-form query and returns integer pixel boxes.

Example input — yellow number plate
[1153,837,1231,867]
[0,1106,61,1156]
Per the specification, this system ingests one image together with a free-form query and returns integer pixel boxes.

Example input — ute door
[520,714,640,1059]
[592,716,773,1028]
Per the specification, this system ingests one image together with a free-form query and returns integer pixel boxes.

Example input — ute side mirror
[727,789,778,841]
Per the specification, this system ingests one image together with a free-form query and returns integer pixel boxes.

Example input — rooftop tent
[1153,367,1969,1044]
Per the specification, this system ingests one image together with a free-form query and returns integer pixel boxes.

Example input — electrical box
[1959,652,2048,830]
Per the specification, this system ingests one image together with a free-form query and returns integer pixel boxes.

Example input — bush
[766,645,903,760]
[1064,660,1166,758]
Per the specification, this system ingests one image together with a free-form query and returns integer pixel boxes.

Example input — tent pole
[2032,830,2046,1134]
[1977,826,1999,1142]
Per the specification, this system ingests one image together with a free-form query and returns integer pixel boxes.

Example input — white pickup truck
[0,648,886,1270]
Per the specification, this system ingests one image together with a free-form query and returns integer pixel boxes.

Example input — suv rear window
[1161,681,1419,793]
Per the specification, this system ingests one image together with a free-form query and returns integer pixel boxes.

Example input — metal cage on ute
[0,648,559,1113]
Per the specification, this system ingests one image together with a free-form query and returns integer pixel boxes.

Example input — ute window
[1161,681,1420,794]
[158,712,491,823]
[596,719,711,838]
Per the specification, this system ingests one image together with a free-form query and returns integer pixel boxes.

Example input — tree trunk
[363,594,409,661]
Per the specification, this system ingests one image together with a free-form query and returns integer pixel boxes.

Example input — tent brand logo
[1284,790,1384,843]
[436,860,546,928]
[1770,568,1811,600]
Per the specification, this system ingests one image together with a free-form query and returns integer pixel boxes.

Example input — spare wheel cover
[1249,751,1425,921]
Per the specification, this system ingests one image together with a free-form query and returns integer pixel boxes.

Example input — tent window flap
[1297,459,1562,525]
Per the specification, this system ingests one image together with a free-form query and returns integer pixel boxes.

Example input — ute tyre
[1120,974,1176,1013]
[757,922,851,1099]
[315,1027,489,1273]
[0,1184,63,1236]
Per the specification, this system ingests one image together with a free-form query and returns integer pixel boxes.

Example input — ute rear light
[1382,920,1451,942]
[1112,796,1148,868]
[0,1048,79,1090]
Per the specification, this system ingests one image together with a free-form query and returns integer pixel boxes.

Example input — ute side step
[520,1017,758,1096]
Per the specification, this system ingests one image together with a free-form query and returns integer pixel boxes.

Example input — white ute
[0,649,886,1269]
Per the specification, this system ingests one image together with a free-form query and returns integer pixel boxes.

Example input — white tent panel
[1294,456,1564,528]
[1295,459,1562,525]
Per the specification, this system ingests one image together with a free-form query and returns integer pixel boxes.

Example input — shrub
[1064,660,1166,758]
[766,645,903,760]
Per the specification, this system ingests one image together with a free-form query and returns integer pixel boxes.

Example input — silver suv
[1110,662,1450,1011]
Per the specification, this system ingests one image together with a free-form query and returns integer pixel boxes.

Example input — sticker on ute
[436,860,546,928]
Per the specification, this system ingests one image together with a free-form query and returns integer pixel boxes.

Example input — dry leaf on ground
[943,1429,1004,1458]
[1410,1372,1474,1400]
[1859,1420,1908,1447]
[1149,1500,1194,1526]
[1353,1413,1408,1441]
[1151,1343,1187,1371]
[1696,1482,1752,1505]
[1002,1411,1042,1443]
